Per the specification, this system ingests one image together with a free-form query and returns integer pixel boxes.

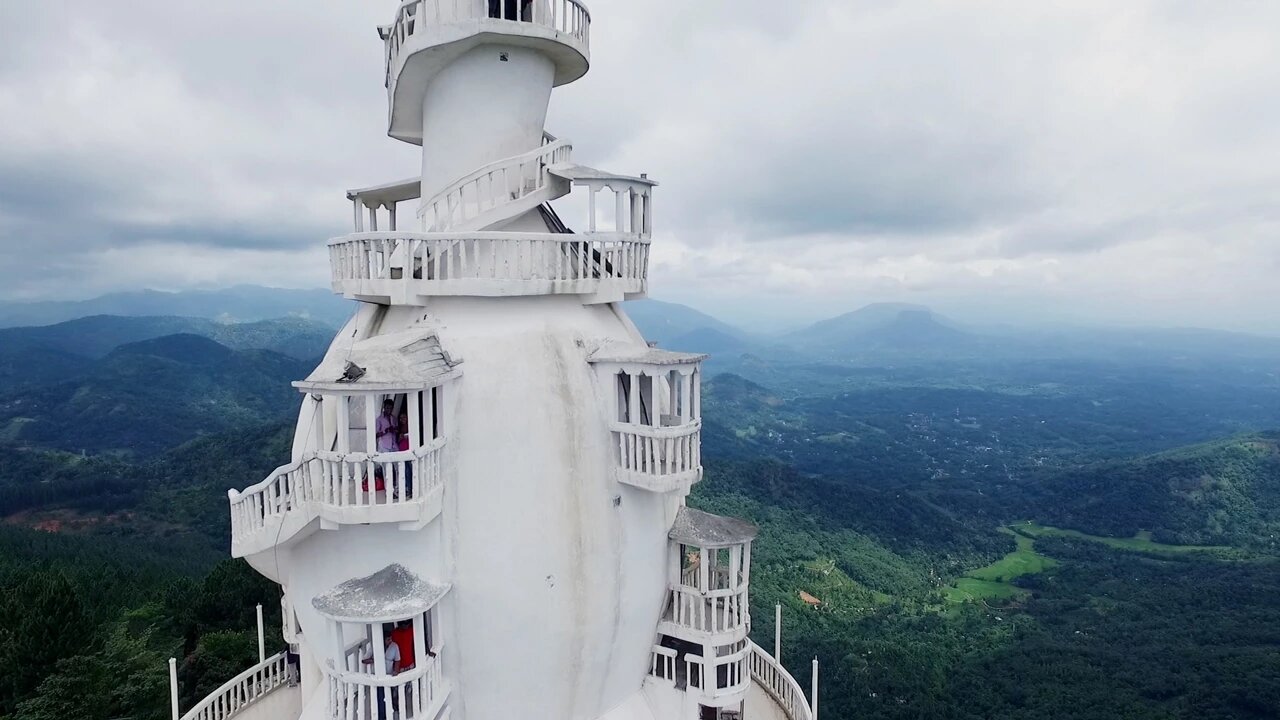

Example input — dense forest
[1,308,1279,719]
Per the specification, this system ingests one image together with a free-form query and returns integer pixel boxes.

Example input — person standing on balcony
[376,399,399,453]
[362,629,401,720]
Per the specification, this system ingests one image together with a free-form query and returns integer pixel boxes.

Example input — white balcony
[329,231,649,304]
[383,0,591,143]
[591,345,705,492]
[646,641,814,720]
[611,421,702,492]
[660,584,750,641]
[229,439,448,558]
[325,654,448,720]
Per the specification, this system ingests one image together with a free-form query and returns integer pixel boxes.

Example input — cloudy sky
[2,1,1278,333]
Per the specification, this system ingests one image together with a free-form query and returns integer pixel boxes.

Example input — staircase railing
[419,139,572,231]
[748,641,813,720]
[180,652,290,720]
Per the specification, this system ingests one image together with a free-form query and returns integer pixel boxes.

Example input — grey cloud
[2,0,1280,333]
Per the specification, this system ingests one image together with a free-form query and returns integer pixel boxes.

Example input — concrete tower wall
[419,45,555,201]
[279,297,675,720]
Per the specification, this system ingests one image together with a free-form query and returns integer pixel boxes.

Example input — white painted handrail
[420,139,573,231]
[748,641,813,720]
[649,645,678,684]
[686,646,750,701]
[324,654,446,720]
[666,586,749,636]
[180,652,289,720]
[229,439,448,549]
[610,420,701,488]
[328,231,649,302]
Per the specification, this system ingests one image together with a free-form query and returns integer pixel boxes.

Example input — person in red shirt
[391,621,416,672]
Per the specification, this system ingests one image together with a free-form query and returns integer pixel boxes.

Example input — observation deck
[333,144,654,305]
[383,0,591,144]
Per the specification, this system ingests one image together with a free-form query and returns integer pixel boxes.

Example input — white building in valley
[180,3,816,720]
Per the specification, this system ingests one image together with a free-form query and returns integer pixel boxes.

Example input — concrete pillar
[256,604,266,662]
[811,657,819,720]
[774,603,782,662]
[168,658,180,720]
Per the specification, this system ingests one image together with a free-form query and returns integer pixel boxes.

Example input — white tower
[201,5,816,720]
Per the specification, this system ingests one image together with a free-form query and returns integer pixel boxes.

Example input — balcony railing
[611,420,702,492]
[385,0,591,88]
[748,642,814,720]
[663,586,749,639]
[328,231,648,303]
[649,645,678,684]
[229,439,448,555]
[180,652,290,720]
[325,653,447,720]
[686,646,751,704]
[420,139,573,232]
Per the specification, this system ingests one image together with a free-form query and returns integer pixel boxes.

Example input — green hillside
[0,334,308,457]
[1032,432,1280,548]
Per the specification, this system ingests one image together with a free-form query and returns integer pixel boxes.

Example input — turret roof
[312,564,450,623]
[669,507,758,547]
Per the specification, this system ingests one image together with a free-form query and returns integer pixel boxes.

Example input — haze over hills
[7,286,1280,365]
[0,286,354,329]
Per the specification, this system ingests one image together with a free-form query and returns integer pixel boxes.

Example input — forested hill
[1032,431,1280,548]
[0,333,308,457]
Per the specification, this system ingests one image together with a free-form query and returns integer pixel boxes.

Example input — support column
[774,603,782,662]
[169,658,180,720]
[365,395,379,454]
[628,371,640,425]
[256,604,266,662]
[337,396,351,453]
[412,614,428,667]
[811,657,820,720]
[372,624,388,676]
[331,622,347,673]
[409,391,423,448]
[692,368,701,420]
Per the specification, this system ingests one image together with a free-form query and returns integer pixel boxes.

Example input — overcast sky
[2,1,1278,333]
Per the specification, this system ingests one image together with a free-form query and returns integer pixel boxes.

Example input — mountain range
[0,286,354,329]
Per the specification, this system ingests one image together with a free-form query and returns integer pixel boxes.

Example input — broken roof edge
[669,506,758,547]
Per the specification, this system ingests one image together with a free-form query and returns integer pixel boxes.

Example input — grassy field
[944,529,1057,603]
[1011,521,1232,554]
[945,522,1236,604]
[945,577,1026,602]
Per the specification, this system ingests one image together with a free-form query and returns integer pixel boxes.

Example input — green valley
[3,301,1280,719]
